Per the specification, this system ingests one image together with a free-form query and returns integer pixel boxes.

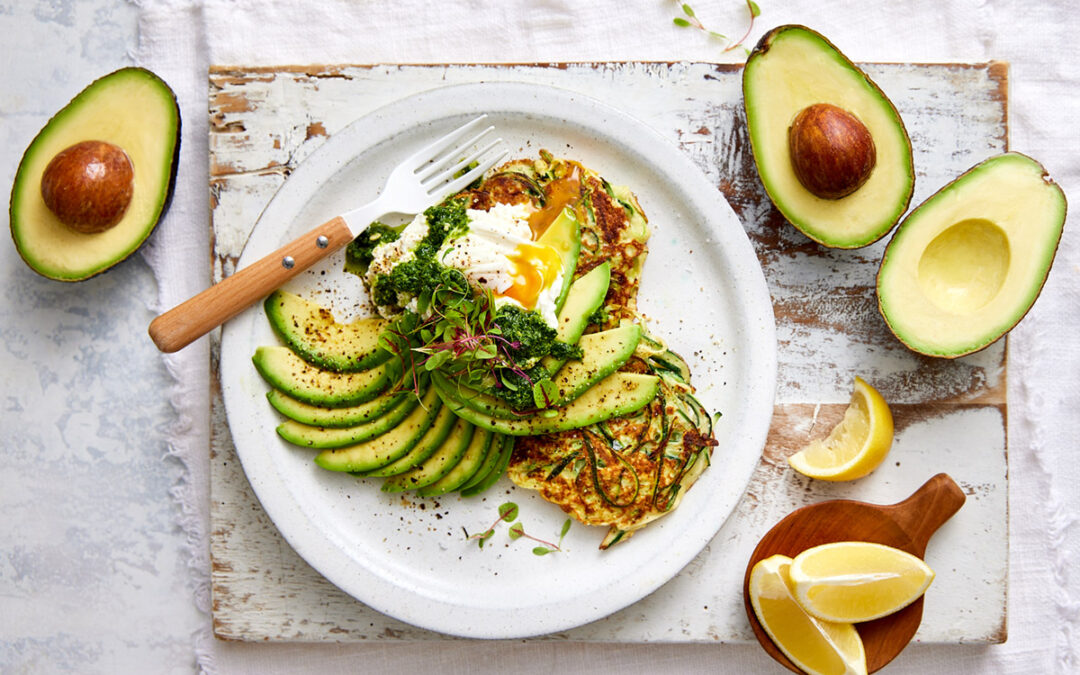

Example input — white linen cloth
[134,1,1080,672]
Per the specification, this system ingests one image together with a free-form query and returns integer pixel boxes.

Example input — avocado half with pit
[877,152,1066,358]
[743,25,914,248]
[10,67,180,281]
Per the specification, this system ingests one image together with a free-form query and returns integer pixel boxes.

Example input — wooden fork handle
[148,216,354,353]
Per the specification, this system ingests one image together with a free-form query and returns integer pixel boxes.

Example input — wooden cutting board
[207,62,1008,643]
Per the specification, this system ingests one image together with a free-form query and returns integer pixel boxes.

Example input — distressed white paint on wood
[209,62,1007,643]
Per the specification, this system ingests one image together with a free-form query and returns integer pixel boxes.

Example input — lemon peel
[789,541,935,623]
[788,376,894,481]
[749,554,867,675]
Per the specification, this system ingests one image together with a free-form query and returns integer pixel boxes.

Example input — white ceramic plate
[220,82,776,639]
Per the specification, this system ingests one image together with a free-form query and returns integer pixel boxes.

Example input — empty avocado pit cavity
[40,140,134,233]
[877,152,1066,358]
[917,219,1010,315]
[788,103,876,200]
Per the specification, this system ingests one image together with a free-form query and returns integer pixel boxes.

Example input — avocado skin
[9,67,181,281]
[743,25,914,249]
[875,152,1067,358]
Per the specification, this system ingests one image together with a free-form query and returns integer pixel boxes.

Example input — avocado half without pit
[743,25,914,248]
[9,67,180,281]
[877,152,1066,358]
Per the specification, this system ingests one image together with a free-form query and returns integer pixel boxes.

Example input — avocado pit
[788,103,876,200]
[40,139,134,234]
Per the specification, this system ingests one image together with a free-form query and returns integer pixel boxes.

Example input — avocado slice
[876,152,1067,357]
[360,401,459,478]
[417,426,495,497]
[535,207,581,314]
[437,372,660,436]
[313,385,441,473]
[540,261,610,374]
[275,377,427,449]
[460,435,515,497]
[10,67,180,281]
[266,386,408,429]
[252,345,401,408]
[264,290,391,372]
[381,417,475,492]
[743,25,914,248]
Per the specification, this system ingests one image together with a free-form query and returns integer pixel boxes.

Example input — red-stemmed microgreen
[465,503,572,555]
[673,1,762,54]
[465,502,519,549]
[509,517,572,556]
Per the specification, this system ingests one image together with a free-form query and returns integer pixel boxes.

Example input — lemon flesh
[750,555,867,675]
[789,542,935,623]
[788,376,893,481]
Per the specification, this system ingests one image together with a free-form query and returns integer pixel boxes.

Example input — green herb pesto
[368,198,470,310]
[345,222,399,275]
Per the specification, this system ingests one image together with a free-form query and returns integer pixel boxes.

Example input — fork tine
[421,137,505,187]
[415,125,495,182]
[406,115,490,170]
[427,144,508,198]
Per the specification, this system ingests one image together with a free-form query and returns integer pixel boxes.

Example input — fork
[148,115,507,353]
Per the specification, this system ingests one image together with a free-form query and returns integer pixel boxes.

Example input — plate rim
[220,80,777,638]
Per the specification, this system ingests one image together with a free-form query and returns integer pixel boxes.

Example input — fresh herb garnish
[466,502,571,555]
[465,501,519,548]
[358,195,582,413]
[673,1,761,54]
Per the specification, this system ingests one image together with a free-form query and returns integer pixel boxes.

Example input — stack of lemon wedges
[749,542,935,675]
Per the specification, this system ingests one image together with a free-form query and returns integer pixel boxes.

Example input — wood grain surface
[208,62,1008,643]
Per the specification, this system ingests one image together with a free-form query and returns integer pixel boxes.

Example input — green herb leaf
[498,502,519,522]
[673,17,692,27]
[681,3,695,17]
[532,378,558,409]
[508,523,524,540]
[424,350,452,371]
[560,518,572,539]
[748,0,761,18]
[533,547,553,556]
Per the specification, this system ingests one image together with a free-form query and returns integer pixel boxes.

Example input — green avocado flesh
[313,385,441,473]
[252,345,401,408]
[536,207,581,314]
[877,152,1066,357]
[10,67,180,281]
[437,372,660,436]
[743,25,913,248]
[264,290,390,372]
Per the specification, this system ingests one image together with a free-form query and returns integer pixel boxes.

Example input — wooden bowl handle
[888,473,966,555]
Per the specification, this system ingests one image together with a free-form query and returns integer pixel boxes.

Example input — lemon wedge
[789,541,935,623]
[749,555,867,675]
[788,376,894,481]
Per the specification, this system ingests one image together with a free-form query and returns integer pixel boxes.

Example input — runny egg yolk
[503,242,562,310]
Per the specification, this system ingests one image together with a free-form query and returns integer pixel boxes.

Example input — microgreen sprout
[465,502,519,549]
[465,503,572,555]
[673,1,761,54]
[510,517,572,556]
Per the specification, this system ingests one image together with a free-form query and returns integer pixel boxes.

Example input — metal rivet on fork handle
[316,235,329,249]
[281,256,295,269]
